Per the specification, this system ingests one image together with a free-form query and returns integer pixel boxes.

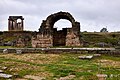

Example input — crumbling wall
[3,31,32,47]
[32,33,53,48]
[35,11,81,47]
[66,31,80,46]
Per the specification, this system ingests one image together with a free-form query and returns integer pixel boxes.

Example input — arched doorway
[38,11,81,47]
[54,19,72,30]
[53,19,72,46]
[40,12,76,46]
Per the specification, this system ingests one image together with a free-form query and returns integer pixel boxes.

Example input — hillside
[81,32,120,47]
[0,31,120,48]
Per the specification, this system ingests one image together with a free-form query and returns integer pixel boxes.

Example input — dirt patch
[0,61,40,72]
[0,54,62,64]
[56,75,76,80]
[15,78,27,80]
[24,75,45,80]
[98,59,120,68]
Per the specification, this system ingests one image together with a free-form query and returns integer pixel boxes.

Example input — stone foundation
[36,11,81,47]
[66,31,80,46]
[32,33,53,48]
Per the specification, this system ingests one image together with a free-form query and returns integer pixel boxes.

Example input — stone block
[93,54,101,57]
[78,55,93,59]
[16,49,22,54]
[96,74,107,80]
[3,49,8,54]
[0,70,3,73]
[0,73,13,78]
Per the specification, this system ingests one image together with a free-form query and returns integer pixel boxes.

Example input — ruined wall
[66,31,80,46]
[4,12,81,48]
[3,31,32,47]
[3,31,32,38]
[16,37,26,47]
[32,33,53,48]
[36,11,81,47]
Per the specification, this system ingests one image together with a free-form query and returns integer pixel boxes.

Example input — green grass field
[0,53,120,80]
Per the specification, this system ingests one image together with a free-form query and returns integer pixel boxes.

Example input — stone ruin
[4,12,81,48]
[32,11,81,47]
[8,16,24,31]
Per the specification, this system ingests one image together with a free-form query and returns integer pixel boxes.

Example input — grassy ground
[0,53,120,80]
[82,32,120,47]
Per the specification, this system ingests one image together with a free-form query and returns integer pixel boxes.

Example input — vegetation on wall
[0,31,120,48]
[81,32,120,47]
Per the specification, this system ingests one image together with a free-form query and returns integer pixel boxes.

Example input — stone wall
[2,31,32,47]
[3,31,32,37]
[66,30,80,46]
[32,33,53,48]
[37,11,81,47]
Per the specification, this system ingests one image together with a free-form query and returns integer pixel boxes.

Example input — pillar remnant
[8,16,24,31]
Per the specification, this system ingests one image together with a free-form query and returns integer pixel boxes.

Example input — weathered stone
[0,70,3,73]
[32,34,53,48]
[16,50,22,54]
[2,67,7,70]
[16,38,25,47]
[96,74,107,80]
[94,42,110,47]
[93,54,101,57]
[86,56,93,59]
[32,11,81,48]
[8,16,24,31]
[24,75,45,80]
[78,55,86,59]
[13,73,19,78]
[78,55,93,59]
[3,49,8,53]
[56,75,76,80]
[66,32,80,46]
[0,73,13,78]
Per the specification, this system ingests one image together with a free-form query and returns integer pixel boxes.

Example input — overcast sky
[0,0,120,32]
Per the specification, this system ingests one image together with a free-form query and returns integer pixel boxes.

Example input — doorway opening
[53,19,72,46]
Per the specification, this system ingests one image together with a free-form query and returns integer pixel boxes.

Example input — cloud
[0,0,120,32]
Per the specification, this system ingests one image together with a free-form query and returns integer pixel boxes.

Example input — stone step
[78,55,93,59]
[2,67,7,70]
[0,73,13,78]
[0,70,3,73]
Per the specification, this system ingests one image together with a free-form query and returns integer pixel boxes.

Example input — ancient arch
[54,19,72,30]
[39,12,80,34]
[32,12,81,47]
[45,12,75,29]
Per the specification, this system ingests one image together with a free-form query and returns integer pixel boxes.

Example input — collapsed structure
[5,12,81,47]
[1,11,119,48]
[32,12,81,47]
[8,16,24,31]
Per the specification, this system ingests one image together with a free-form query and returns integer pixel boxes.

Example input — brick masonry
[32,11,81,47]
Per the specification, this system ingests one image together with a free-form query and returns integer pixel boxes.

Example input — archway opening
[53,19,72,46]
[54,19,72,31]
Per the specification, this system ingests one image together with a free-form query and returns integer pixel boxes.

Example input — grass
[0,46,16,48]
[0,53,119,80]
[82,32,120,47]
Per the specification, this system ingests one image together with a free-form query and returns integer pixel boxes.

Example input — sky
[0,0,120,32]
